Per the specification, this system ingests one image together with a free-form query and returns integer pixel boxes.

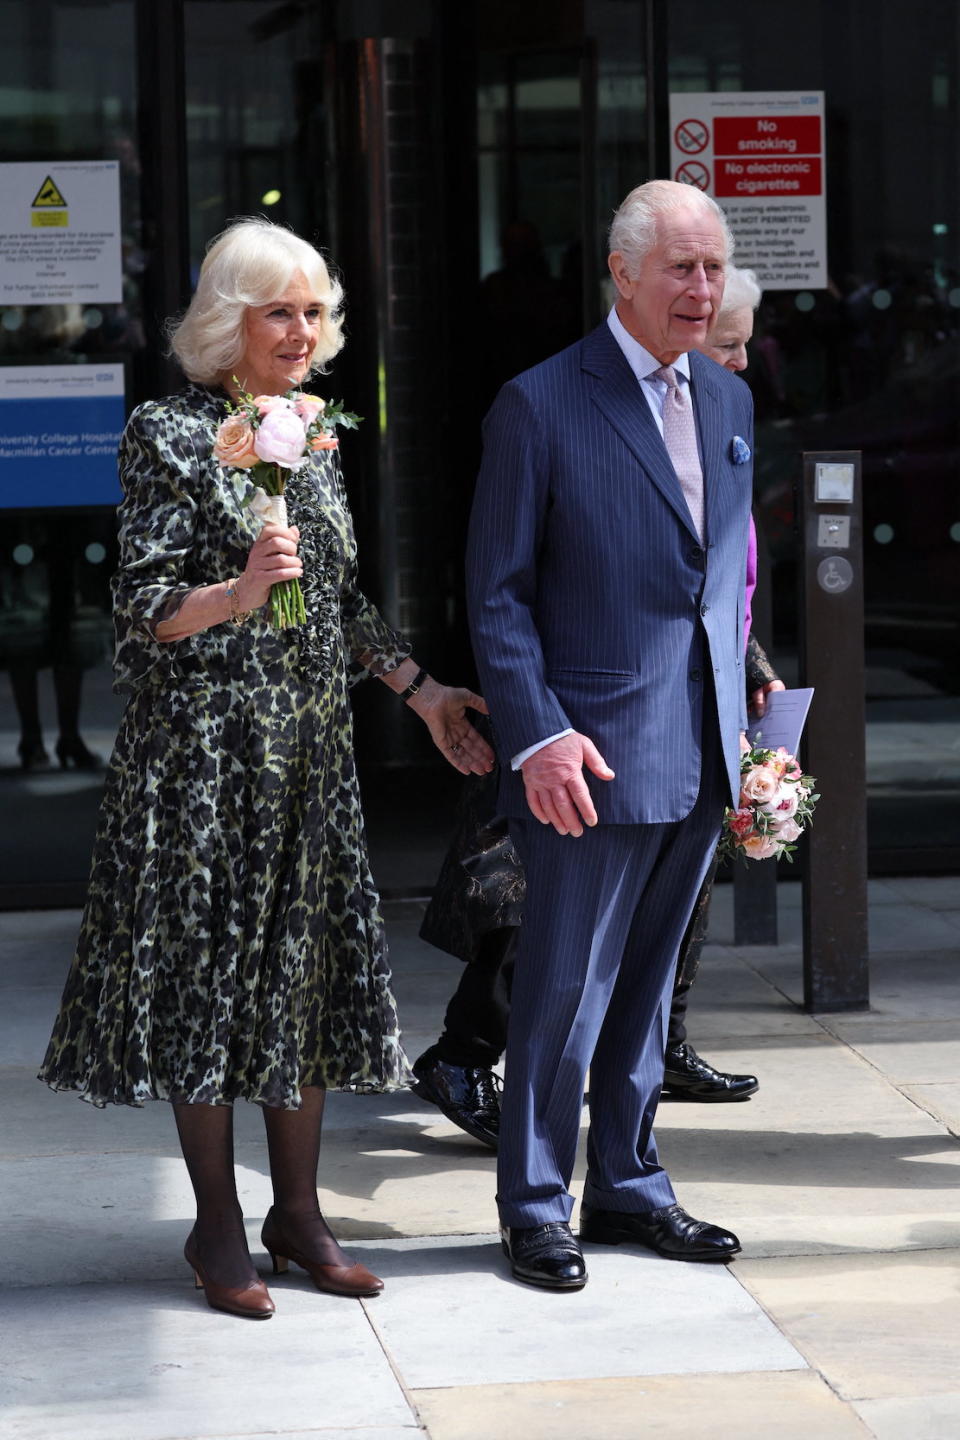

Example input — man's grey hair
[608,179,735,275]
[721,265,762,315]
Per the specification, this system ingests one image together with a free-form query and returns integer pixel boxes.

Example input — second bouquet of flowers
[214,385,361,629]
[718,744,818,864]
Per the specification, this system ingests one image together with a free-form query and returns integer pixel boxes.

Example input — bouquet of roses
[214,384,361,629]
[718,744,818,864]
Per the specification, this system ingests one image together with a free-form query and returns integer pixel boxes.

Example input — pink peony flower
[740,764,780,806]
[742,833,781,860]
[771,817,801,843]
[254,406,308,468]
[214,414,258,468]
[294,394,326,424]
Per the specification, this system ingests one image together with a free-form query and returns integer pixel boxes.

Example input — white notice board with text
[669,91,827,290]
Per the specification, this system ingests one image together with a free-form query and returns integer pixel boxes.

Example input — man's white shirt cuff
[511,729,575,770]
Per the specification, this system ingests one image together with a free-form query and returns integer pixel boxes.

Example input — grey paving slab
[860,905,958,952]
[880,875,960,909]
[206,1432,420,1440]
[354,1234,805,1388]
[0,1139,498,1288]
[0,1153,274,1286]
[655,1032,956,1139]
[3,1069,189,1155]
[0,907,80,960]
[854,1392,960,1440]
[863,877,920,906]
[658,945,822,1039]
[2,1069,449,1156]
[821,1019,960,1084]
[749,948,960,1021]
[736,1250,960,1402]
[648,1030,960,1257]
[713,1209,960,1259]
[0,1281,412,1440]
[3,884,959,1436]
[901,1081,960,1133]
[199,1432,421,1439]
[0,987,66,1064]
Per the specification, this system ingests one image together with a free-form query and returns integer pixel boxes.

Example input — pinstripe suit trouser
[496,713,727,1228]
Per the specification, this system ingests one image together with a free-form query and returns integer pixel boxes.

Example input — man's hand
[520,732,615,836]
[749,677,786,719]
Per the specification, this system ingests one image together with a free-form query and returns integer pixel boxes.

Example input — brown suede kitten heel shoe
[261,1206,384,1298]
[184,1229,276,1319]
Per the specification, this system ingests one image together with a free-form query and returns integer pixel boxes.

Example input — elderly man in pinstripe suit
[465,180,753,1290]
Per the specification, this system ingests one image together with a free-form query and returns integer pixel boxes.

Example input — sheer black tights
[263,1086,352,1269]
[173,1085,349,1282]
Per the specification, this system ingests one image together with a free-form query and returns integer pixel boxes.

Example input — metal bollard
[797,451,870,1011]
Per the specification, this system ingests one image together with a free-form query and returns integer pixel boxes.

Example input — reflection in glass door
[0,0,140,904]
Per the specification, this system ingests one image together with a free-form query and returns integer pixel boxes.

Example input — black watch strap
[400,666,428,701]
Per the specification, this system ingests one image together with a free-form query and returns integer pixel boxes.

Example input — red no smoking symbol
[674,118,709,155]
[675,160,710,191]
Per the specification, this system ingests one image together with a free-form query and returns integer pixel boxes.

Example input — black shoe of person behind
[662,1042,759,1102]
[579,1202,740,1262]
[411,1052,502,1149]
[501,1222,588,1290]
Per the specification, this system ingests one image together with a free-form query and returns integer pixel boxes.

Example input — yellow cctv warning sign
[32,175,67,207]
[31,174,68,227]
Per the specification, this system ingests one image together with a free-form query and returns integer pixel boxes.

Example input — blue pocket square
[731,435,751,464]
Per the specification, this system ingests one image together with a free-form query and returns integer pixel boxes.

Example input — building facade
[1,0,957,902]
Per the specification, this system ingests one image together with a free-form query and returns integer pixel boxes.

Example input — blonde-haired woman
[40,217,493,1319]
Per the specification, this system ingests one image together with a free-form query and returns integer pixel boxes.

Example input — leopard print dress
[39,383,410,1107]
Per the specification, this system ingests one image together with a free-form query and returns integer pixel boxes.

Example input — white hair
[608,179,735,274]
[720,265,762,315]
[168,217,345,384]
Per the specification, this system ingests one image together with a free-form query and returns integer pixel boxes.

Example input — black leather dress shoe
[501,1222,587,1290]
[662,1043,759,1102]
[579,1202,740,1261]
[411,1054,501,1149]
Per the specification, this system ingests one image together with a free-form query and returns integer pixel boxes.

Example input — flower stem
[267,577,305,629]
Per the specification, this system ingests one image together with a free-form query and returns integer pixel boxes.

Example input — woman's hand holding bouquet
[214,386,360,629]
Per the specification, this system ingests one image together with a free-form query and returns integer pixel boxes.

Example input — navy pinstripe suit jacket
[466,321,753,826]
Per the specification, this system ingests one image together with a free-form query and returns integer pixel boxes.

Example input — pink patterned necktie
[652,364,704,543]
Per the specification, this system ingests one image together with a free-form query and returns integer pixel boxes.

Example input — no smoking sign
[673,118,709,155]
[674,160,710,191]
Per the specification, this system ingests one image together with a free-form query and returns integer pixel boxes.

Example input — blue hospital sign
[0,364,124,507]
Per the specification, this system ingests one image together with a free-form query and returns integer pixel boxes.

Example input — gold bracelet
[225,578,253,625]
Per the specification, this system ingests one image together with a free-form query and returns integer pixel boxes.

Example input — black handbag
[419,751,525,965]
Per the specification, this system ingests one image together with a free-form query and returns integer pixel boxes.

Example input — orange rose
[310,432,339,451]
[742,833,780,860]
[214,414,258,468]
[252,394,288,416]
